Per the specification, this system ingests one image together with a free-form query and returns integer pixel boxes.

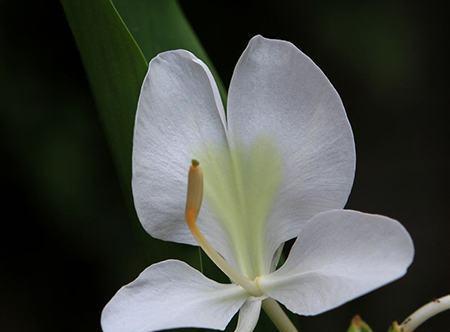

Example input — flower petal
[270,244,284,272]
[101,260,247,331]
[132,50,232,251]
[227,35,356,270]
[259,210,414,315]
[234,299,262,332]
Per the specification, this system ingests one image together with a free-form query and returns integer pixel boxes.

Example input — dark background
[1,0,448,331]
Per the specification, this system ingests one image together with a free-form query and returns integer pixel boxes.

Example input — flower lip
[132,35,357,277]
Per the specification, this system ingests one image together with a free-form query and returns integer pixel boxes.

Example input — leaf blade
[59,0,224,269]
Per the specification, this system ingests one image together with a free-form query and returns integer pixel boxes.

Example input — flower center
[198,137,282,278]
[185,160,263,296]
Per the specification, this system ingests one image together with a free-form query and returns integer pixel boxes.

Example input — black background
[1,0,449,331]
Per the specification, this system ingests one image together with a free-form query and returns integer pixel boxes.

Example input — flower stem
[262,298,298,332]
[400,294,450,332]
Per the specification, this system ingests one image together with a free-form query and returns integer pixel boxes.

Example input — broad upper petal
[101,260,247,331]
[259,210,414,315]
[132,50,238,265]
[234,299,262,332]
[227,35,356,271]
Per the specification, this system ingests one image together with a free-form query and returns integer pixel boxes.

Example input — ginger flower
[101,36,414,332]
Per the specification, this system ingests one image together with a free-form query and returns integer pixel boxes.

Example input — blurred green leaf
[347,315,373,332]
[387,322,402,332]
[60,0,146,197]
[59,0,224,269]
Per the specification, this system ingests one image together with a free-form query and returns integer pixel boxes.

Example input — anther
[185,159,203,230]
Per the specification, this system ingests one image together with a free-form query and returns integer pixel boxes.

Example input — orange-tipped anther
[185,159,203,230]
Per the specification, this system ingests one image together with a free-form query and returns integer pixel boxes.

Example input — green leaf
[59,0,224,268]
[387,322,402,332]
[112,0,225,99]
[60,0,145,195]
[347,315,373,332]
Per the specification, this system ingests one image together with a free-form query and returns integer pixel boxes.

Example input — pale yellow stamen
[185,160,298,332]
[185,160,262,296]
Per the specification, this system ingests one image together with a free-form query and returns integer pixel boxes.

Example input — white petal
[101,260,247,331]
[259,210,414,315]
[234,299,262,332]
[270,244,284,272]
[132,50,235,262]
[227,35,356,270]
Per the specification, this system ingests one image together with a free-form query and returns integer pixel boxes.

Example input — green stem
[262,298,298,332]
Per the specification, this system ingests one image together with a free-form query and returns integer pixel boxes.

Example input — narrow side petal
[227,35,356,271]
[270,244,285,272]
[234,299,262,332]
[259,210,414,316]
[101,260,247,332]
[132,50,234,258]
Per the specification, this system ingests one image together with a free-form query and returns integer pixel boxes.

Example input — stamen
[185,160,262,296]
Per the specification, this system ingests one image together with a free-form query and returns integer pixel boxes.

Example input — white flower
[101,36,414,332]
